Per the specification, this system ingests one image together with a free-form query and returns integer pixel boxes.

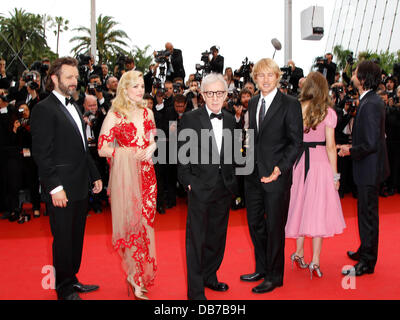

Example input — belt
[295,141,326,182]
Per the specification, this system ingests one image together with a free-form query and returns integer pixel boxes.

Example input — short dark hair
[357,60,382,91]
[173,94,187,104]
[46,57,78,92]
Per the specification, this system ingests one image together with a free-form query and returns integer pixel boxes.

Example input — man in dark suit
[240,58,303,293]
[339,60,389,277]
[31,57,103,300]
[165,42,186,82]
[178,73,239,300]
[209,46,224,74]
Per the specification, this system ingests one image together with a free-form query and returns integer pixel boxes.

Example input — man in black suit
[339,60,389,277]
[240,58,303,293]
[31,57,103,300]
[209,46,224,74]
[165,42,186,82]
[178,73,239,300]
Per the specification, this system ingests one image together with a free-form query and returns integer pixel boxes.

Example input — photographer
[184,79,201,111]
[209,46,224,74]
[144,63,159,93]
[287,60,304,94]
[85,74,111,115]
[316,53,337,86]
[385,86,400,195]
[105,76,118,99]
[83,95,107,213]
[0,94,15,218]
[163,42,185,82]
[4,102,41,222]
[0,58,11,90]
[334,86,358,198]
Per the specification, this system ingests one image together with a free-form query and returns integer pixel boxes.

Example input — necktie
[65,97,73,106]
[210,112,223,120]
[258,98,265,130]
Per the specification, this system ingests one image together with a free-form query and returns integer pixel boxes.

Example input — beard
[58,78,77,97]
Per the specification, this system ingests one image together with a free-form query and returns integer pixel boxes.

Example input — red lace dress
[98,108,157,289]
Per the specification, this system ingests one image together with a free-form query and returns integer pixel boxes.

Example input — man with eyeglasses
[240,58,303,294]
[178,73,239,300]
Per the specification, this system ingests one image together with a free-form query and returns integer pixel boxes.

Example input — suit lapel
[51,93,85,150]
[259,90,282,136]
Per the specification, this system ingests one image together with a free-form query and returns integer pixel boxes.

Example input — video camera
[154,50,171,64]
[234,57,253,88]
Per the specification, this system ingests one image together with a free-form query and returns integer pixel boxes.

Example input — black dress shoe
[240,272,265,282]
[204,282,229,292]
[347,250,360,261]
[342,262,374,276]
[59,292,82,300]
[72,282,99,293]
[252,280,282,294]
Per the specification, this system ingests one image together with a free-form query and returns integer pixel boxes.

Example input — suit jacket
[177,107,239,201]
[168,49,185,80]
[210,55,224,74]
[247,90,303,193]
[31,92,101,202]
[351,90,389,186]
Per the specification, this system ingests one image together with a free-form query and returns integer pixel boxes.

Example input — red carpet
[1,194,400,300]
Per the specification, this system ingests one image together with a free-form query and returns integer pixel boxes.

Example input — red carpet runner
[1,194,399,300]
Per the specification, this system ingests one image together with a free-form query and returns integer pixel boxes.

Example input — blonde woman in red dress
[98,70,157,299]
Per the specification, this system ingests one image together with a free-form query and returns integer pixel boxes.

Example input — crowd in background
[1,44,400,224]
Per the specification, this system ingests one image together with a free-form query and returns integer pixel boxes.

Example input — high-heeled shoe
[290,253,309,269]
[309,262,323,279]
[126,277,149,300]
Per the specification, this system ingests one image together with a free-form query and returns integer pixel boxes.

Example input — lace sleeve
[98,111,119,158]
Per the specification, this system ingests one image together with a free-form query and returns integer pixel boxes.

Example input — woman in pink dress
[98,70,157,299]
[285,72,345,279]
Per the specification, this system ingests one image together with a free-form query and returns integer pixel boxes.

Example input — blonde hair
[251,58,282,85]
[299,71,332,132]
[111,70,147,119]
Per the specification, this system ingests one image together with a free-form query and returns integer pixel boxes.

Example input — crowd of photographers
[1,44,400,223]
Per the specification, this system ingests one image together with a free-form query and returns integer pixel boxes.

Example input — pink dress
[285,107,346,238]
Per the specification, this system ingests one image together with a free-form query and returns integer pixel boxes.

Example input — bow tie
[65,97,73,106]
[210,112,223,120]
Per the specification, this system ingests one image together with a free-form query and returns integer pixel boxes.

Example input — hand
[334,180,340,191]
[188,185,191,191]
[337,144,351,157]
[92,179,103,194]
[233,105,243,117]
[51,190,68,208]
[260,166,281,184]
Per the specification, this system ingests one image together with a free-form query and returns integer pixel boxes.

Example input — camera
[23,72,39,90]
[194,50,212,79]
[173,82,183,94]
[87,82,100,95]
[227,88,241,109]
[346,52,355,65]
[234,57,253,88]
[154,50,171,64]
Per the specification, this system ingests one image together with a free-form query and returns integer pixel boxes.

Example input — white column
[284,0,292,65]
[90,0,97,63]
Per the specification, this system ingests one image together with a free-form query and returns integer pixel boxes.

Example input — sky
[1,0,336,77]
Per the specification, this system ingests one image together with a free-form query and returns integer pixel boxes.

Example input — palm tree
[131,45,154,73]
[70,14,130,64]
[51,16,69,56]
[0,8,48,76]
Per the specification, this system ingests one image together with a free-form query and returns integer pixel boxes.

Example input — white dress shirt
[256,88,278,130]
[205,105,223,154]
